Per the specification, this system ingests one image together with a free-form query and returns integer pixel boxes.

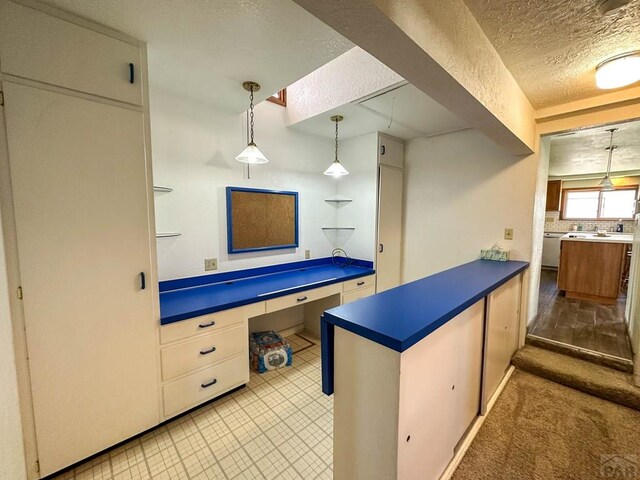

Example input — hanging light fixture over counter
[324,115,349,177]
[599,128,618,191]
[236,81,269,164]
[596,51,640,90]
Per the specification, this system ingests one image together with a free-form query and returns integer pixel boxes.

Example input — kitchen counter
[561,233,633,244]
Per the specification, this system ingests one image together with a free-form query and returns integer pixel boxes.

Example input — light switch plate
[504,228,514,240]
[204,258,218,271]
[305,250,311,259]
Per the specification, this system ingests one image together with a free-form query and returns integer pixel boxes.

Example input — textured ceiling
[549,120,640,176]
[463,0,640,108]
[42,0,352,112]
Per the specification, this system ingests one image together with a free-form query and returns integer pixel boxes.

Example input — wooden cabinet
[558,240,626,304]
[0,0,143,105]
[377,160,404,293]
[3,82,157,476]
[546,180,562,211]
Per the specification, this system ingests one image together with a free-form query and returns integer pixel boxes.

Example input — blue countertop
[160,258,375,325]
[321,259,528,395]
[323,259,528,353]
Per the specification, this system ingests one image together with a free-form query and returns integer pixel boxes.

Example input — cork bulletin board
[226,187,299,254]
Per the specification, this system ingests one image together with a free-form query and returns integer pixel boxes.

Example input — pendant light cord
[605,128,617,177]
[249,86,255,145]
[334,119,339,162]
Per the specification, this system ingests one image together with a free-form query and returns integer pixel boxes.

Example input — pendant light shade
[596,52,640,90]
[599,128,618,191]
[236,81,269,164]
[324,115,349,177]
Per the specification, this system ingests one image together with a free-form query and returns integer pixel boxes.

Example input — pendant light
[236,81,268,164]
[324,115,349,177]
[599,128,618,191]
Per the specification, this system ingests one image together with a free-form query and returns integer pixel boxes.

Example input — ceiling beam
[292,0,535,156]
[536,86,640,122]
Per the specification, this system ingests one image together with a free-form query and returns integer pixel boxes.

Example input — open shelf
[156,232,181,238]
[325,197,352,204]
[153,186,173,193]
[322,227,355,230]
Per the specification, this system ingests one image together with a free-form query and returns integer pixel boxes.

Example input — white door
[376,165,403,292]
[3,82,158,475]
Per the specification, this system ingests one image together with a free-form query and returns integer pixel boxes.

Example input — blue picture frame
[226,186,299,254]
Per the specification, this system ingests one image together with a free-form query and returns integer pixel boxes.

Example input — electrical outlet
[504,228,514,240]
[305,250,311,259]
[204,258,218,271]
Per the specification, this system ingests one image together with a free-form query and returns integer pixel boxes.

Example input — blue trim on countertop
[226,186,299,254]
[159,257,375,325]
[321,259,528,395]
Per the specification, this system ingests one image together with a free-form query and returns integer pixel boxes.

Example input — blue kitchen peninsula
[321,259,528,480]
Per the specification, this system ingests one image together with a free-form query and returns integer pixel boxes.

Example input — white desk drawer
[265,283,341,313]
[343,274,376,293]
[163,354,248,417]
[343,285,375,305]
[161,325,247,381]
[160,307,245,344]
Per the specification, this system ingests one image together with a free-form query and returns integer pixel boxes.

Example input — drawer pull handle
[198,321,216,329]
[201,379,217,389]
[129,63,135,84]
[357,281,365,286]
[297,296,308,302]
[200,346,217,355]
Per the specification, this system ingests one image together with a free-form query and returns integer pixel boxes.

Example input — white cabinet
[481,275,521,411]
[3,81,157,476]
[377,163,404,292]
[379,133,404,168]
[0,0,143,105]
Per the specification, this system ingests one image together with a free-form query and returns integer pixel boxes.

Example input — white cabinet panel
[342,285,375,305]
[160,306,246,344]
[379,134,404,168]
[3,82,156,476]
[482,275,521,411]
[376,165,403,292]
[0,0,143,105]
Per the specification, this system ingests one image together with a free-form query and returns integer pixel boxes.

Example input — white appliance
[542,232,563,268]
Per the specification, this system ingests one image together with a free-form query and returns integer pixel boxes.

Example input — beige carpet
[512,345,640,411]
[453,370,640,480]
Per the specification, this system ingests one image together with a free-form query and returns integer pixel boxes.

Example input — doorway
[528,120,640,368]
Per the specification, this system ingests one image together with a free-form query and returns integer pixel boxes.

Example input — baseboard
[278,323,305,338]
[439,366,515,480]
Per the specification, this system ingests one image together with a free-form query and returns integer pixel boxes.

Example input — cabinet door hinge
[17,286,23,299]
[35,460,40,473]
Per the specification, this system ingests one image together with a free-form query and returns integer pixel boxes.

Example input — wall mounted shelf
[156,232,181,238]
[322,227,355,231]
[325,197,352,204]
[153,186,173,193]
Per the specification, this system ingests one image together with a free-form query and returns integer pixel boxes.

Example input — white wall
[0,208,27,480]
[150,86,345,281]
[402,129,537,284]
[334,133,378,262]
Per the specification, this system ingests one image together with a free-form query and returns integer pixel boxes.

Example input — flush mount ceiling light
[595,51,640,89]
[324,115,349,177]
[236,81,268,164]
[599,128,618,191]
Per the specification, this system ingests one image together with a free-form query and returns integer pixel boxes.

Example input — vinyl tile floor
[529,269,632,360]
[52,335,332,480]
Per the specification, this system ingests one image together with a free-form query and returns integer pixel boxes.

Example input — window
[561,187,638,220]
[266,89,286,107]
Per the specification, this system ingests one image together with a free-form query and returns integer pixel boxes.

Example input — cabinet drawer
[343,275,376,293]
[0,1,143,105]
[163,354,248,417]
[161,325,247,381]
[265,283,341,313]
[343,286,375,305]
[160,307,245,344]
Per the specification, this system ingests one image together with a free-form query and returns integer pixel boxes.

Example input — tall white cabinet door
[481,275,521,412]
[3,82,158,476]
[376,165,404,292]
